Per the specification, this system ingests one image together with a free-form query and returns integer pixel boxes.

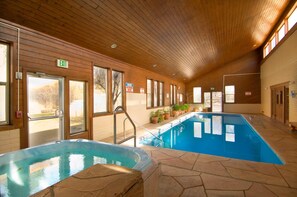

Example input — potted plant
[150,111,158,124]
[193,106,199,112]
[156,109,164,123]
[164,108,171,120]
[172,104,180,117]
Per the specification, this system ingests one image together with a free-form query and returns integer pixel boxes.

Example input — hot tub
[0,139,151,196]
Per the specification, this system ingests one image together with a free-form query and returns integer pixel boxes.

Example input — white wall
[93,93,166,141]
[261,29,297,122]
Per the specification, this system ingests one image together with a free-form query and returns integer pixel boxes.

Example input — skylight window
[271,36,276,49]
[263,4,296,58]
[288,7,297,30]
[278,24,285,41]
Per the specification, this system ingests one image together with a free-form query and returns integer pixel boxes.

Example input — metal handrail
[113,106,136,147]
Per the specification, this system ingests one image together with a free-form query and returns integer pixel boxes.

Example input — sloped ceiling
[0,0,291,82]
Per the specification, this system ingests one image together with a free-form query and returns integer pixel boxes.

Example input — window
[93,66,108,113]
[173,85,176,104]
[288,7,297,30]
[204,92,211,108]
[112,70,123,110]
[147,79,152,108]
[225,85,235,103]
[179,94,183,103]
[0,43,9,125]
[70,80,86,134]
[263,4,297,58]
[170,84,177,105]
[278,24,285,41]
[193,87,202,103]
[271,35,276,49]
[147,79,163,108]
[170,84,173,105]
[153,81,158,107]
[159,82,163,106]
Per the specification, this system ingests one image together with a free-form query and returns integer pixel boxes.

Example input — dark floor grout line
[262,184,282,196]
[171,176,186,188]
[274,165,291,188]
[191,153,200,170]
[219,161,232,177]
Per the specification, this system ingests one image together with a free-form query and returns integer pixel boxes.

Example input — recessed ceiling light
[152,64,157,67]
[253,44,257,47]
[172,73,176,76]
[111,43,117,49]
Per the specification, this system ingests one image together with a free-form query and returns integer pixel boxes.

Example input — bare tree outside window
[93,66,108,113]
[112,71,123,110]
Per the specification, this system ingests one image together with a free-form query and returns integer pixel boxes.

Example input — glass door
[69,80,86,134]
[212,92,222,112]
[27,74,64,147]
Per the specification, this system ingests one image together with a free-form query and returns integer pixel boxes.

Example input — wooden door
[271,85,285,123]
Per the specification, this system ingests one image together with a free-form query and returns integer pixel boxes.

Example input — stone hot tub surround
[32,164,144,197]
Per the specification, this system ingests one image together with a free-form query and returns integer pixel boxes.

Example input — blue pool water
[0,140,151,197]
[141,113,283,165]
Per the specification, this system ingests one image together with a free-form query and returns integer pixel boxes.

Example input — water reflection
[191,115,235,142]
[0,153,129,196]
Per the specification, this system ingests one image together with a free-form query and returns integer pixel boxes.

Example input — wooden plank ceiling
[0,0,290,82]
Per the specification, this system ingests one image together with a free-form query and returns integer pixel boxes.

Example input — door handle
[27,113,32,120]
[55,109,64,117]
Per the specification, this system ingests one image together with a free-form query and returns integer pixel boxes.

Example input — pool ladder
[113,106,136,147]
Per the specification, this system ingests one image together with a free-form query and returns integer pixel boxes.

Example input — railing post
[113,109,117,145]
[113,106,136,147]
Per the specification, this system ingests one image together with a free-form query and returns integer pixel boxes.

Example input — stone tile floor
[102,114,297,197]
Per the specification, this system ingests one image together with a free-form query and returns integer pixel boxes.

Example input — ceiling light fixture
[172,73,176,76]
[152,64,157,67]
[111,43,117,49]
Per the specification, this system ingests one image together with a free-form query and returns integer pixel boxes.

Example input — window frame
[147,79,164,108]
[146,79,153,108]
[288,6,297,30]
[170,84,177,105]
[159,82,164,107]
[204,92,211,108]
[0,42,10,125]
[69,80,87,134]
[263,3,297,58]
[153,80,158,107]
[193,87,202,103]
[93,65,109,115]
[225,85,235,103]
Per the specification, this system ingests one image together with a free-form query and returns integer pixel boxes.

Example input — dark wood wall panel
[225,74,261,104]
[186,51,261,104]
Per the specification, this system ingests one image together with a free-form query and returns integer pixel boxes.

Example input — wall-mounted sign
[125,82,134,93]
[57,59,68,68]
[245,91,252,96]
[140,88,145,94]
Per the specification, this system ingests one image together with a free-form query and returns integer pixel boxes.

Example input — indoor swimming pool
[141,113,283,165]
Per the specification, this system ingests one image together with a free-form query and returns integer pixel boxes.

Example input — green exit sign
[57,59,68,68]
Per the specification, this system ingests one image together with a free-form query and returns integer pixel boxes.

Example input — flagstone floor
[102,114,297,197]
